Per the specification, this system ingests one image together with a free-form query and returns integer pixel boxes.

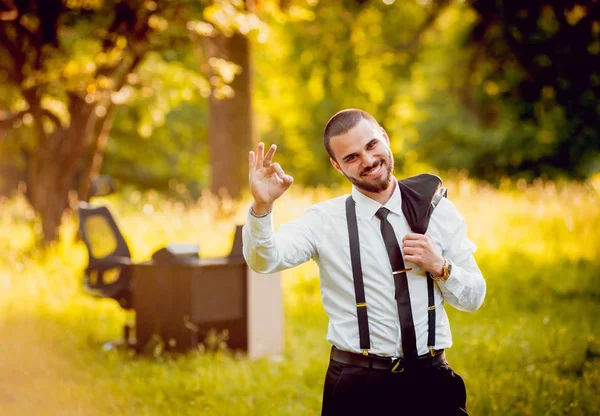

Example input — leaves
[2,0,599,202]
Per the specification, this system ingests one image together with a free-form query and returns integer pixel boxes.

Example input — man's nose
[362,153,377,167]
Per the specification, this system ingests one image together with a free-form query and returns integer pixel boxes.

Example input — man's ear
[330,158,344,175]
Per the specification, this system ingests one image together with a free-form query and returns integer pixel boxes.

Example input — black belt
[330,346,446,373]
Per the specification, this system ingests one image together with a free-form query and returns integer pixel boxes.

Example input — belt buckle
[390,357,404,373]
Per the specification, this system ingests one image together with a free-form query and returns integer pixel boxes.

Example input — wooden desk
[131,257,283,359]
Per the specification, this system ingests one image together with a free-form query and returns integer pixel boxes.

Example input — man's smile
[362,160,384,177]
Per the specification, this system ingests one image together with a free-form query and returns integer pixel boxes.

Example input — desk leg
[246,268,283,360]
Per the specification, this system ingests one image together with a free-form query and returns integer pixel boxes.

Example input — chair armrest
[87,256,132,270]
[108,256,133,265]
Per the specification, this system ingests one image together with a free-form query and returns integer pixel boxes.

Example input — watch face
[443,258,451,279]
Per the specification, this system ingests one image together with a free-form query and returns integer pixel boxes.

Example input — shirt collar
[351,178,403,220]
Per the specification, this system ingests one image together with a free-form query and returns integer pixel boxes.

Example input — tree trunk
[204,31,254,198]
[28,160,69,243]
[26,96,97,243]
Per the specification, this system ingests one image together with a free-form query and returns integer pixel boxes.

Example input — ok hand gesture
[249,142,294,214]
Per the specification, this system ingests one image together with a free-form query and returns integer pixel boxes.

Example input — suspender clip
[362,349,369,356]
[429,346,435,357]
[392,268,412,275]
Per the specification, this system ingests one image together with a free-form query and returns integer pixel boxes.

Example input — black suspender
[345,186,446,357]
[426,275,436,356]
[425,186,447,356]
[345,197,371,354]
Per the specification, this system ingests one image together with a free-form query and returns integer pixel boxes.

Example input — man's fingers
[256,142,265,167]
[402,234,431,248]
[249,151,255,169]
[272,163,294,184]
[403,254,421,264]
[272,162,284,176]
[402,233,422,242]
[403,247,426,257]
[403,239,427,248]
[263,144,277,167]
[403,247,415,255]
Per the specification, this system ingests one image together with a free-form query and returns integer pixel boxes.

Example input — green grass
[0,178,599,415]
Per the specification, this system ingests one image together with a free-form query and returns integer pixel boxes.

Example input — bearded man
[243,109,486,415]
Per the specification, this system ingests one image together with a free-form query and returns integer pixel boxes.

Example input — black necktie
[375,207,418,360]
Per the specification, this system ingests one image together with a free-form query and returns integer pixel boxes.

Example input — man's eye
[346,156,356,162]
[367,142,376,149]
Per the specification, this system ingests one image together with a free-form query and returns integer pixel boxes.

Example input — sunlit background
[0,0,599,415]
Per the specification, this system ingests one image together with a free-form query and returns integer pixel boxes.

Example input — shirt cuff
[250,205,272,218]
[246,207,274,240]
[438,263,466,294]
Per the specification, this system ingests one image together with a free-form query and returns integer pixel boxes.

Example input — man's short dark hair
[323,109,379,161]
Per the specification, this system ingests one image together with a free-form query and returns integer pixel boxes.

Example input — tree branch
[368,0,451,57]
[20,88,49,153]
[0,62,17,83]
[0,24,25,82]
[42,108,62,128]
[0,109,26,129]
[394,0,450,52]
[15,18,43,70]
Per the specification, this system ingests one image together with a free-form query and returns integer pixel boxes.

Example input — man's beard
[344,152,394,193]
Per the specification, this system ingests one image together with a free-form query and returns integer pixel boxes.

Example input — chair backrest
[77,203,131,266]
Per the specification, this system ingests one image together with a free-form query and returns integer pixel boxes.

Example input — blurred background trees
[0,0,208,241]
[434,0,600,181]
[0,0,599,242]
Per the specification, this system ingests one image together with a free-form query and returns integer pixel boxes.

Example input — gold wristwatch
[433,257,452,281]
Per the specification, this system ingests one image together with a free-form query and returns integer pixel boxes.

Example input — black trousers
[321,354,468,415]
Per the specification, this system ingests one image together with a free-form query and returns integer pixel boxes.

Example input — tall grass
[0,177,599,415]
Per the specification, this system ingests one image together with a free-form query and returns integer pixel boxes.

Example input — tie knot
[375,207,390,220]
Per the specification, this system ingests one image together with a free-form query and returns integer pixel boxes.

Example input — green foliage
[254,0,445,186]
[2,0,599,198]
[103,51,211,196]
[105,102,210,196]
[459,1,600,180]
[254,0,600,185]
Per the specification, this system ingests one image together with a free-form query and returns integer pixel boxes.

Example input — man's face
[329,118,394,194]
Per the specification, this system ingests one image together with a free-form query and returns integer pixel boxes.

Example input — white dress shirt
[243,183,486,358]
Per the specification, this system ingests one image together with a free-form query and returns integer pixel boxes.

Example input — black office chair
[77,203,133,310]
